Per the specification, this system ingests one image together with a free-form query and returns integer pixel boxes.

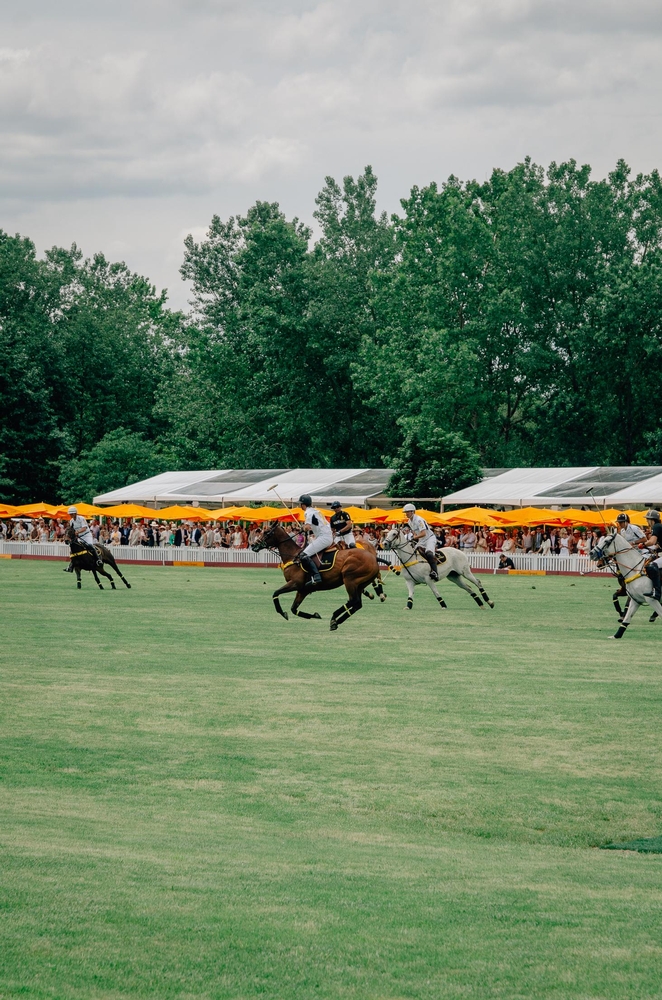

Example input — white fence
[0,541,608,574]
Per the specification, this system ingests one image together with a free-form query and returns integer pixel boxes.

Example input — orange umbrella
[153,505,216,522]
[373,507,445,524]
[496,507,565,526]
[438,506,511,527]
[96,503,161,519]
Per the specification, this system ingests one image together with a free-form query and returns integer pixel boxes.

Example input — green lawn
[1,560,661,999]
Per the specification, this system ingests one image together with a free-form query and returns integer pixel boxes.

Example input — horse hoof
[329,621,338,631]
[488,602,495,609]
[649,613,658,623]
[380,595,387,602]
[313,613,321,620]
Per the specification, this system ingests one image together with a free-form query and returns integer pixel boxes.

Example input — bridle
[384,525,424,580]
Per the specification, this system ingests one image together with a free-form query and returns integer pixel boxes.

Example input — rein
[387,529,425,581]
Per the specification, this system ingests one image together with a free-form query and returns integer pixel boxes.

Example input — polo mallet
[267,484,302,524]
[585,487,608,530]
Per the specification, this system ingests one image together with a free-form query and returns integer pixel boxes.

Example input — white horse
[383,526,495,611]
[590,531,662,638]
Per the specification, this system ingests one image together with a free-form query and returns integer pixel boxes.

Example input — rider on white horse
[402,504,438,580]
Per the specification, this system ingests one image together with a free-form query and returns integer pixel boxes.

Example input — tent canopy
[94,468,394,507]
[443,467,662,507]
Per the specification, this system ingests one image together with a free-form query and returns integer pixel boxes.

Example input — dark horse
[65,525,131,591]
[252,523,386,630]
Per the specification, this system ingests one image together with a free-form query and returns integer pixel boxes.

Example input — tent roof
[443,467,662,507]
[94,468,394,507]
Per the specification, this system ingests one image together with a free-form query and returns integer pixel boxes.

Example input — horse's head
[383,525,406,549]
[589,530,618,563]
[251,522,291,551]
[64,523,76,544]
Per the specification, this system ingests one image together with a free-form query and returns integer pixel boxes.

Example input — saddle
[312,546,338,572]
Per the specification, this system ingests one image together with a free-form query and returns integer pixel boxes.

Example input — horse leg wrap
[273,597,289,620]
[330,600,358,630]
[612,593,624,617]
[405,597,413,610]
[436,596,447,609]
[480,588,494,608]
[612,623,629,639]
[472,592,483,607]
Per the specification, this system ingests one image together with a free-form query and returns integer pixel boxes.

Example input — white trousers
[334,532,355,547]
[303,533,334,557]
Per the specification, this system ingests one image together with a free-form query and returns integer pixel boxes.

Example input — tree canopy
[2,158,662,503]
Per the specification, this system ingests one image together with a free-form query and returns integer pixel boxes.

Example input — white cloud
[1,0,661,308]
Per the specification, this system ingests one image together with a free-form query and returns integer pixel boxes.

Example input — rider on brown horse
[297,494,333,586]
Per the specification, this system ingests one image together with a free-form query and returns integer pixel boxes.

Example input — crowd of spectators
[0,517,601,557]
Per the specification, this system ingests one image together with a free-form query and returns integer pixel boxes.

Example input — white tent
[442,466,662,507]
[94,468,394,508]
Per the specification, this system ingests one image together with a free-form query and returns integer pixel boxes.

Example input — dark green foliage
[59,428,175,504]
[388,421,482,500]
[3,158,662,501]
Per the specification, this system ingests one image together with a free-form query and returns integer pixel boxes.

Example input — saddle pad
[315,547,338,572]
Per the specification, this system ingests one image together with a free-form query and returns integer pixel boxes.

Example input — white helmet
[403,503,416,513]
[67,506,78,515]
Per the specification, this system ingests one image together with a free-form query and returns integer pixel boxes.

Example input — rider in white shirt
[298,494,333,586]
[68,505,102,566]
[616,512,645,546]
[403,503,438,580]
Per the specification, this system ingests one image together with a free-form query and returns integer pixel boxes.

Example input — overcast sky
[2,0,661,309]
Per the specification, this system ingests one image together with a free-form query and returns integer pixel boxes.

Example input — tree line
[2,158,662,504]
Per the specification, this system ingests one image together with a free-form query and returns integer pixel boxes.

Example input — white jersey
[71,514,94,545]
[407,513,434,542]
[304,506,332,540]
[406,513,436,553]
[621,524,644,545]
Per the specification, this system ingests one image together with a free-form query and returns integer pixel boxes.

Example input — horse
[590,530,662,638]
[252,522,386,630]
[64,525,131,591]
[383,525,495,611]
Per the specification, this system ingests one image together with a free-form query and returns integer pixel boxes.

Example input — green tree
[388,420,482,501]
[59,428,174,503]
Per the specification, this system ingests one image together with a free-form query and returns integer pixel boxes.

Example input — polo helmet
[646,508,661,522]
[299,494,312,506]
[616,513,630,524]
[67,506,78,515]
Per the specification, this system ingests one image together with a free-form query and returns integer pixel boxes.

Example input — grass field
[1,559,662,999]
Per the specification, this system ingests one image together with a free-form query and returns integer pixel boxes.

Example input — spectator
[129,523,142,546]
[460,526,477,551]
[499,554,515,569]
[538,532,552,555]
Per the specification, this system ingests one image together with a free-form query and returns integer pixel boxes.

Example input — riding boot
[299,554,322,586]
[421,549,439,581]
[647,563,661,601]
[86,542,103,568]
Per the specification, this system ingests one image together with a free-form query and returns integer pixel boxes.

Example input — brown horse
[252,523,386,630]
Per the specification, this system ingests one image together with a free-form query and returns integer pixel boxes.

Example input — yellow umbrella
[438,507,510,527]
[96,503,161,519]
[155,505,217,522]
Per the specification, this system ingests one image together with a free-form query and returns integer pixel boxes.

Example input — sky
[2,0,662,309]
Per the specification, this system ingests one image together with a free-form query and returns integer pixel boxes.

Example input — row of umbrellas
[0,501,650,527]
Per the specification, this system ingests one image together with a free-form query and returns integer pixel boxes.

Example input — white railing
[0,540,280,565]
[0,540,609,574]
